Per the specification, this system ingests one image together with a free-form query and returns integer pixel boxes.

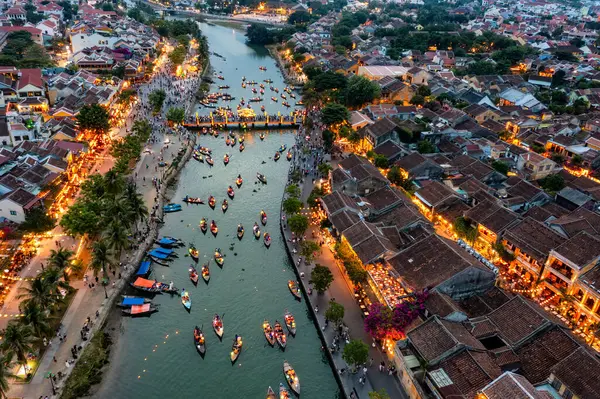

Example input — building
[0,188,40,223]
[357,65,408,80]
[0,26,43,45]
[359,117,399,150]
[516,151,559,180]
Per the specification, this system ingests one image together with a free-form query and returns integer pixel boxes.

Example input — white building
[70,33,121,54]
[0,188,39,223]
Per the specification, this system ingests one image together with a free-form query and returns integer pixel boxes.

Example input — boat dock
[183,121,301,130]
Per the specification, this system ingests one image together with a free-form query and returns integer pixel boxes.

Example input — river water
[95,22,339,399]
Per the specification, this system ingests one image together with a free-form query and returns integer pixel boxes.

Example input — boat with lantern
[284,311,296,336]
[227,186,235,199]
[213,314,224,339]
[210,220,218,236]
[189,265,199,285]
[201,262,210,283]
[237,224,244,240]
[274,152,280,161]
[230,335,243,363]
[223,154,230,165]
[183,195,203,204]
[194,326,206,356]
[188,245,199,262]
[222,199,228,213]
[288,280,301,301]
[274,320,287,349]
[283,362,300,395]
[253,222,261,239]
[264,232,272,248]
[236,175,243,187]
[263,320,276,346]
[214,248,224,267]
[200,218,208,234]
[260,210,267,225]
[181,288,191,311]
[208,196,216,209]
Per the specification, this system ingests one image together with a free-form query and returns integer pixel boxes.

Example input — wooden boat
[257,173,267,184]
[274,320,287,349]
[149,255,171,266]
[259,132,265,140]
[156,236,184,247]
[260,105,265,112]
[279,383,291,399]
[189,266,199,285]
[206,156,214,166]
[271,96,278,102]
[163,203,182,213]
[227,186,235,199]
[208,196,216,209]
[194,326,206,356]
[274,152,280,161]
[286,151,292,161]
[213,314,224,339]
[284,311,296,336]
[222,199,229,213]
[219,85,230,89]
[183,196,203,204]
[266,386,277,399]
[281,93,287,99]
[283,362,300,395]
[288,280,301,301]
[193,153,203,162]
[214,248,224,267]
[188,245,199,262]
[260,210,267,225]
[264,232,272,248]
[226,137,232,146]
[118,296,152,308]
[210,220,218,236]
[236,175,243,187]
[181,289,191,311]
[122,303,158,316]
[198,146,212,155]
[278,144,287,153]
[253,222,261,239]
[217,75,224,80]
[131,278,177,294]
[238,136,244,144]
[200,218,208,234]
[201,262,210,283]
[263,319,276,346]
[259,66,267,71]
[231,335,243,363]
[237,224,244,240]
[223,154,230,165]
[264,79,273,83]
[239,143,245,152]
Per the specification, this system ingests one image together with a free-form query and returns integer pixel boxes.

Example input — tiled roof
[551,347,600,398]
[481,372,553,399]
[395,152,428,172]
[552,231,600,268]
[436,350,501,398]
[321,191,359,215]
[415,181,455,207]
[485,296,550,346]
[363,186,402,211]
[503,217,565,262]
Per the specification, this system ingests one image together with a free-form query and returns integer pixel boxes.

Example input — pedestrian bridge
[183,120,301,130]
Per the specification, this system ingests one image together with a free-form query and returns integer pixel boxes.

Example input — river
[94,22,339,399]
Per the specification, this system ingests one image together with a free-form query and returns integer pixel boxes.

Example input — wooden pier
[183,120,300,131]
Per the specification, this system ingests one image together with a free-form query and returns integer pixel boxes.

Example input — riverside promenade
[279,143,407,399]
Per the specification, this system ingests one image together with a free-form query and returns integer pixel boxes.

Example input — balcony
[546,273,569,292]
[548,263,574,281]
[516,254,540,274]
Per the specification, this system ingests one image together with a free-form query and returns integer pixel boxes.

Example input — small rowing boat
[213,314,224,339]
[201,262,210,283]
[239,143,245,152]
[264,232,272,248]
[181,288,191,311]
[286,151,292,161]
[236,174,243,187]
[208,196,216,209]
[239,136,245,144]
[225,137,232,146]
[284,311,296,336]
[210,220,218,236]
[227,186,235,199]
[118,296,152,308]
[237,224,244,240]
[260,210,267,225]
[279,383,291,399]
[222,199,229,213]
[231,335,242,363]
[223,154,230,165]
[198,146,212,155]
[259,132,265,141]
[253,222,261,239]
[274,152,280,161]
[156,236,184,247]
[283,362,300,395]
[163,203,182,213]
[263,319,276,346]
[193,153,203,162]
[266,386,277,399]
[274,320,287,349]
[288,280,301,301]
[271,96,278,102]
[189,266,199,285]
[257,173,267,184]
[122,303,158,316]
[183,195,203,204]
[206,156,214,166]
[200,218,208,234]
[194,326,206,356]
[278,144,287,153]
[188,245,199,262]
[259,66,267,71]
[214,248,224,267]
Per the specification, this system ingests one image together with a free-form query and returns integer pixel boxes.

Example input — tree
[454,216,478,245]
[342,340,369,369]
[325,300,345,326]
[124,181,148,228]
[311,264,334,293]
[288,10,311,24]
[369,389,391,399]
[491,160,509,175]
[148,89,167,113]
[572,154,583,166]
[387,166,412,190]
[322,129,335,152]
[166,107,185,125]
[0,355,13,398]
[169,45,187,66]
[18,277,55,311]
[289,214,309,237]
[20,208,55,233]
[345,75,381,108]
[300,240,321,264]
[417,85,431,97]
[283,197,303,214]
[103,219,129,260]
[19,301,51,339]
[313,71,348,92]
[321,103,350,127]
[246,24,274,45]
[317,163,332,176]
[77,104,110,135]
[417,140,435,154]
[1,322,34,369]
[285,184,301,198]
[410,94,425,106]
[540,174,565,193]
[373,154,389,169]
[90,240,112,278]
[48,248,74,270]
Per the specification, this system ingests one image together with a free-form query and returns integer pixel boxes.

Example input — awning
[136,261,151,276]
[153,247,172,255]
[133,277,154,288]
[148,250,168,259]
[122,297,145,306]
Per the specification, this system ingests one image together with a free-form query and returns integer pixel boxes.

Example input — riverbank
[266,45,304,87]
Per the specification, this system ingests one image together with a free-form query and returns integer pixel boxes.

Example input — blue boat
[148,250,171,260]
[136,261,151,277]
[117,296,152,308]
[154,247,176,257]
[156,237,183,247]
[163,203,182,213]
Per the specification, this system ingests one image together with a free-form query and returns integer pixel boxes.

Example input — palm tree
[47,247,74,270]
[103,169,124,197]
[0,354,13,398]
[17,278,54,311]
[102,220,129,261]
[19,301,51,340]
[41,267,71,295]
[103,194,135,230]
[91,240,112,278]
[124,182,148,228]
[1,322,34,371]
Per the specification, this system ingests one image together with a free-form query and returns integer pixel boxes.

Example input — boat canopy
[133,277,155,288]
[122,297,145,306]
[131,304,151,314]
[148,250,169,259]
[136,261,151,276]
[158,237,176,245]
[154,247,173,255]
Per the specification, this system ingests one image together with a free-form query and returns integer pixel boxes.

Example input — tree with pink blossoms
[364,290,429,341]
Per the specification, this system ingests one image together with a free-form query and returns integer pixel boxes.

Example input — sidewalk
[280,150,407,399]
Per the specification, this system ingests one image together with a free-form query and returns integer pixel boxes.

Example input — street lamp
[46,372,56,395]
[102,277,109,299]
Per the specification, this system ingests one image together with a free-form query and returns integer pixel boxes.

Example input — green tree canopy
[321,103,350,126]
[342,339,369,368]
[289,214,309,236]
[283,197,303,214]
[288,10,311,25]
[166,107,185,125]
[300,240,321,264]
[149,89,167,113]
[169,45,187,66]
[77,104,110,135]
[369,389,391,399]
[491,160,509,175]
[20,208,55,233]
[345,75,381,108]
[540,174,565,193]
[454,216,478,245]
[325,300,345,326]
[417,140,435,154]
[311,264,334,293]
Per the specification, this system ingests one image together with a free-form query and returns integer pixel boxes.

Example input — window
[9,211,16,216]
